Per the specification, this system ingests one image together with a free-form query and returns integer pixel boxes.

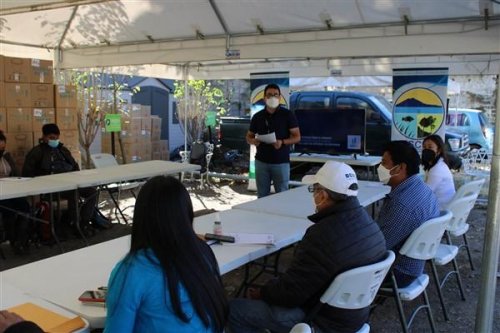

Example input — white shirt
[425,157,456,208]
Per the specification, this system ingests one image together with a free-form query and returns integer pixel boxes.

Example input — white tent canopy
[0,0,499,78]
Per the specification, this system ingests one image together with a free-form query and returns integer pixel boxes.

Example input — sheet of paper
[256,132,277,144]
[8,302,85,332]
[226,233,275,245]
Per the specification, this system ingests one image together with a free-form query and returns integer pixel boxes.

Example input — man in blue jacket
[228,161,387,333]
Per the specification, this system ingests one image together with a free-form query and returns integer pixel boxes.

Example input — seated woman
[422,135,456,208]
[104,176,228,333]
[0,131,31,255]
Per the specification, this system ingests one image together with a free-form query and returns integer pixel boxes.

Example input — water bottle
[213,212,222,235]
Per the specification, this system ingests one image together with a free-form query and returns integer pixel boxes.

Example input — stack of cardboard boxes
[102,104,169,163]
[0,55,80,170]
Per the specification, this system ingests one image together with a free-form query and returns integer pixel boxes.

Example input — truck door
[334,96,391,156]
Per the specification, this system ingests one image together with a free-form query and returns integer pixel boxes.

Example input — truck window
[335,96,379,123]
[297,96,331,110]
[446,113,467,126]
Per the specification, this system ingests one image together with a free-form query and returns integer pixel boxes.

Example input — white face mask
[311,191,326,213]
[377,164,398,184]
[266,97,280,109]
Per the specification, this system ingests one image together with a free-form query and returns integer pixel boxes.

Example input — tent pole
[184,64,188,156]
[475,74,500,332]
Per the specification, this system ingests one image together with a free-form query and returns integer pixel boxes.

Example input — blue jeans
[228,298,306,333]
[255,160,290,198]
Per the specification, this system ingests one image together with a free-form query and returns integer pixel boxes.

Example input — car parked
[446,108,494,151]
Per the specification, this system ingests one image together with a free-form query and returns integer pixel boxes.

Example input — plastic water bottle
[213,212,222,235]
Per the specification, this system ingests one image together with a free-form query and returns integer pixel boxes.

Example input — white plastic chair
[300,251,395,333]
[445,178,485,209]
[289,323,312,333]
[91,153,144,224]
[379,210,451,333]
[445,193,478,271]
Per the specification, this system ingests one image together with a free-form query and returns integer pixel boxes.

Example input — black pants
[0,198,31,246]
[60,187,98,228]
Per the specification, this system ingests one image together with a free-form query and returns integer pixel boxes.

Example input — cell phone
[78,290,106,303]
[204,233,235,243]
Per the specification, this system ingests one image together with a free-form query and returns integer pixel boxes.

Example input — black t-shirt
[249,106,299,164]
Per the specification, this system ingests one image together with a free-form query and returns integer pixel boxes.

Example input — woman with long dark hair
[422,135,456,207]
[104,176,228,332]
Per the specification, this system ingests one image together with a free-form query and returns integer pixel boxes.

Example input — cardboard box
[56,107,78,130]
[32,108,56,132]
[4,57,31,83]
[121,104,142,118]
[59,129,79,150]
[0,108,6,131]
[0,82,5,107]
[5,83,31,107]
[31,83,54,108]
[54,85,78,108]
[33,131,43,146]
[7,108,32,132]
[29,59,53,84]
[141,117,151,132]
[5,132,33,152]
[121,117,141,133]
[0,55,4,82]
[140,105,151,117]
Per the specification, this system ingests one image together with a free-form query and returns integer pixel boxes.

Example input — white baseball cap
[302,161,358,196]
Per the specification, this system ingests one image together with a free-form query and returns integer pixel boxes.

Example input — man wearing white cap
[228,161,386,333]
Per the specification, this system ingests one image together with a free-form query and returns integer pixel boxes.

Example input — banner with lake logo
[392,68,448,150]
[248,72,290,191]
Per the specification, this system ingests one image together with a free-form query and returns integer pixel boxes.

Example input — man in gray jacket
[228,161,386,333]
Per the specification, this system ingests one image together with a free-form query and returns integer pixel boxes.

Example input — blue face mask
[48,139,60,148]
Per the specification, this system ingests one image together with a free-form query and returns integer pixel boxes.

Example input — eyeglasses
[307,185,321,193]
[265,93,280,98]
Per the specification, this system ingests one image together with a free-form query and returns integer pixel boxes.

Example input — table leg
[73,190,88,246]
[49,193,64,253]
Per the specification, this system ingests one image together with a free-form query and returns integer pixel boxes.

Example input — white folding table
[232,180,390,220]
[1,210,311,329]
[290,152,382,179]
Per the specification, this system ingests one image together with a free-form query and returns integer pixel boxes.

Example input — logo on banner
[393,87,445,140]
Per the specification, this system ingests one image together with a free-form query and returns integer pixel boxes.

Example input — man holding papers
[246,83,301,198]
[228,161,386,333]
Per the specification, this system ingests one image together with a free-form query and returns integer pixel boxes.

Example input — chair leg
[390,273,410,333]
[430,261,449,321]
[451,257,467,301]
[106,188,129,224]
[422,289,437,333]
[462,234,475,270]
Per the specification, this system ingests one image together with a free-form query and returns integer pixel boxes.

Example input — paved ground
[1,176,498,332]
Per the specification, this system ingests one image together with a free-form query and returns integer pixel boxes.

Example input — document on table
[256,132,277,144]
[226,233,275,245]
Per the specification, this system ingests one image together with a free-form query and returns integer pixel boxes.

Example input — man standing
[228,161,386,332]
[246,83,301,198]
[23,123,97,236]
[376,140,440,287]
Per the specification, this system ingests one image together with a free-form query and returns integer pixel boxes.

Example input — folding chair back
[448,178,484,206]
[446,194,476,236]
[399,210,452,261]
[320,251,396,309]
[91,153,119,168]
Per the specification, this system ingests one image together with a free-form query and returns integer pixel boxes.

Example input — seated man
[228,161,386,333]
[376,140,440,287]
[22,123,97,236]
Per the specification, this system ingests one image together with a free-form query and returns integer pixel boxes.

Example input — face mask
[421,149,437,167]
[48,139,60,148]
[266,97,280,109]
[377,164,398,185]
[312,190,327,213]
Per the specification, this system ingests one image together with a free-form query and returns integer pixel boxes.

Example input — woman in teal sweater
[104,176,228,333]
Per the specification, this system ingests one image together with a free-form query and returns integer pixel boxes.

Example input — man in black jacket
[228,161,386,333]
[22,123,97,236]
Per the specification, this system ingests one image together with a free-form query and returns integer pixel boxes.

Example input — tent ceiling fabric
[0,0,499,78]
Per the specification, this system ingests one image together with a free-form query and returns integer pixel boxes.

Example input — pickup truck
[220,91,469,168]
